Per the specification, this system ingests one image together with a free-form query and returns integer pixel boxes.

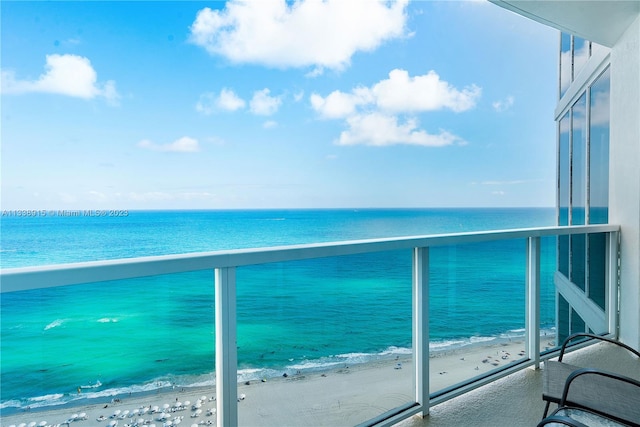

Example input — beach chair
[538,368,640,427]
[542,333,640,417]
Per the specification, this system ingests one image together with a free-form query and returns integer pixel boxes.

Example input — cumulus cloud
[249,88,282,116]
[189,0,408,71]
[138,137,200,153]
[1,54,120,104]
[492,95,515,112]
[371,69,481,112]
[311,69,479,147]
[338,112,464,147]
[310,87,372,119]
[196,88,246,114]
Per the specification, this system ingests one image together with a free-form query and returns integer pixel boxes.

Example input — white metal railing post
[413,247,429,416]
[526,237,541,367]
[606,231,620,336]
[215,267,238,426]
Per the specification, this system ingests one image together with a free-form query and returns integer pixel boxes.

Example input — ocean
[0,208,557,414]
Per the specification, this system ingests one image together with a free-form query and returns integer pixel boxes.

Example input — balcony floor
[397,342,640,427]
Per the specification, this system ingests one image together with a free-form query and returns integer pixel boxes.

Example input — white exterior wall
[609,15,640,350]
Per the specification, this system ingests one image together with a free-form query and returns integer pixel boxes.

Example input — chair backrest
[561,368,640,427]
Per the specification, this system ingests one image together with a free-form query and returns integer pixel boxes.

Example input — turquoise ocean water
[0,208,556,414]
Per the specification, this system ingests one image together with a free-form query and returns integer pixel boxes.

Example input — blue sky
[1,0,558,210]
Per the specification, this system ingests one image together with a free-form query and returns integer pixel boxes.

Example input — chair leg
[543,401,551,418]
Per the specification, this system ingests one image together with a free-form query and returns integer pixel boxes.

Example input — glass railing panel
[587,232,607,310]
[0,271,216,426]
[428,239,527,394]
[540,236,560,352]
[235,250,413,426]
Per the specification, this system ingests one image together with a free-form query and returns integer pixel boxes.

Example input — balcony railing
[0,224,620,427]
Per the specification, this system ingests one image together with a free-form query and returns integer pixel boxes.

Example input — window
[556,33,610,337]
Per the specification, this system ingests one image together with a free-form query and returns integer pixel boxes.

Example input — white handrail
[0,225,618,293]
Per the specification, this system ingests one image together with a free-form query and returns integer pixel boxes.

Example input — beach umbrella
[201,395,207,401]
[183,400,190,407]
[38,422,47,427]
[163,404,170,411]
[152,405,160,413]
[109,421,118,427]
[192,424,199,427]
[27,422,36,427]
[79,412,87,420]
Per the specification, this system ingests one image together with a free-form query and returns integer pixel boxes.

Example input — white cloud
[1,54,120,104]
[196,88,246,114]
[372,69,481,113]
[337,112,465,147]
[492,95,515,112]
[138,136,200,153]
[250,88,282,116]
[263,120,278,129]
[189,0,409,71]
[310,87,372,119]
[311,69,479,147]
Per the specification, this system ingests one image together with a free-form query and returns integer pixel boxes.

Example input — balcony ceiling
[490,0,640,47]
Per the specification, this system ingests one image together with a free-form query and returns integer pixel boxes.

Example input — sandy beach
[0,339,554,427]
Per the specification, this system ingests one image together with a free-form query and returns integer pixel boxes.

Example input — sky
[0,0,558,210]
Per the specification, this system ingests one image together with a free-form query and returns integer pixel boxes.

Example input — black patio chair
[542,333,640,417]
[538,368,640,427]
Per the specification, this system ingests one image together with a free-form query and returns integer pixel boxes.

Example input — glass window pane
[571,93,587,226]
[558,112,570,278]
[589,67,610,224]
[571,233,586,291]
[570,308,586,335]
[588,233,607,310]
[573,37,590,80]
[560,33,572,98]
[558,294,570,345]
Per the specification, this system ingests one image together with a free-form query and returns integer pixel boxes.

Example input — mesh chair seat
[539,368,640,427]
[542,333,640,417]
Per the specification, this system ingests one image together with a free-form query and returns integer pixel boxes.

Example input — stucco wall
[610,14,640,351]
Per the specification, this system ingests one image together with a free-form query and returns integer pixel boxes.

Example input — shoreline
[0,338,555,427]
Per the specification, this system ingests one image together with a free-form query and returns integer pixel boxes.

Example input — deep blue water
[0,208,557,413]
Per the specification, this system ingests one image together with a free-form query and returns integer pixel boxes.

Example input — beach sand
[0,339,555,427]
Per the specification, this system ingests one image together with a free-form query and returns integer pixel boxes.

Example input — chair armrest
[560,368,640,426]
[559,333,640,361]
[537,414,589,427]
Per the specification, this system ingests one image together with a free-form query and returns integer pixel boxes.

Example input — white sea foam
[97,318,119,323]
[44,319,64,330]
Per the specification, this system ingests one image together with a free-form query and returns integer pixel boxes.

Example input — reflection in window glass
[560,33,572,98]
[558,113,570,277]
[572,37,590,80]
[588,233,606,310]
[589,67,610,224]
[571,93,587,226]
